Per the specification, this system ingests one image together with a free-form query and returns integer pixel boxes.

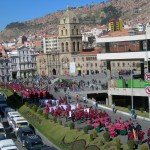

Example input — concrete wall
[108,88,148,97]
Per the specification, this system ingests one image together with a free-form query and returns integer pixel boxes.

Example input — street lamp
[130,62,134,110]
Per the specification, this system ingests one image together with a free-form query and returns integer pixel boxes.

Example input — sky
[0,0,104,31]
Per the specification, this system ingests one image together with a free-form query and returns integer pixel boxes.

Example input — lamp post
[130,62,134,110]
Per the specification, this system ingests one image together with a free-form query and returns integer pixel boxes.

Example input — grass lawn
[19,105,90,150]
[0,87,13,97]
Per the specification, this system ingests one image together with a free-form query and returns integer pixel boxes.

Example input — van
[0,139,18,150]
[7,111,21,126]
[11,117,28,133]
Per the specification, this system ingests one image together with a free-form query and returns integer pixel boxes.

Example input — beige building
[37,8,104,76]
[36,51,60,76]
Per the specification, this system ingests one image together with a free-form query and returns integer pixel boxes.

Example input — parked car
[17,126,35,146]
[0,139,18,150]
[24,135,49,150]
[0,134,6,141]
[11,117,28,133]
[4,107,15,117]
[7,111,21,126]
[0,123,6,137]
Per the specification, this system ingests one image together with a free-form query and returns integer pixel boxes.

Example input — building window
[91,63,93,67]
[73,42,75,52]
[77,42,80,51]
[66,42,69,52]
[95,63,97,67]
[61,43,64,52]
[61,30,63,36]
[76,29,78,35]
[122,62,125,67]
[82,57,84,61]
[86,64,88,67]
[73,58,76,62]
[66,29,68,35]
[118,63,120,66]
[72,29,74,35]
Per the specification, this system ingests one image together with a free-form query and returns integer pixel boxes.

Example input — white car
[11,117,28,133]
[7,111,21,126]
[0,139,18,150]
[0,123,6,137]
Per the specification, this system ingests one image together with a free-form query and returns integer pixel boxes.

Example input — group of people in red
[6,82,52,100]
[43,97,150,147]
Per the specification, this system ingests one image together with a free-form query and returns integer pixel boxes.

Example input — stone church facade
[37,8,102,76]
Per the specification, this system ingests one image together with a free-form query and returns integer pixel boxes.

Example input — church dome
[60,8,79,24]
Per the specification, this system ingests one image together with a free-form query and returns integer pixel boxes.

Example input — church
[36,8,103,76]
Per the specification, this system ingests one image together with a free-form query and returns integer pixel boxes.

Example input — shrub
[103,131,110,142]
[92,130,98,139]
[25,102,29,107]
[128,105,131,111]
[69,122,75,130]
[127,140,135,150]
[48,114,53,120]
[87,125,94,130]
[43,113,48,119]
[99,140,104,146]
[64,123,68,127]
[37,109,43,115]
[32,105,38,112]
[90,134,94,141]
[58,120,62,125]
[114,138,122,150]
[76,127,80,132]
[83,126,88,134]
[28,104,33,109]
[53,117,57,123]
[140,107,144,113]
[140,144,149,150]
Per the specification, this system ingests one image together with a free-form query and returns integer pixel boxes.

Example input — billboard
[69,62,76,74]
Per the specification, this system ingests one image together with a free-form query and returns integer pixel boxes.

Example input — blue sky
[0,0,104,31]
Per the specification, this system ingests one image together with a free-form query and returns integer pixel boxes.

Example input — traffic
[0,92,52,150]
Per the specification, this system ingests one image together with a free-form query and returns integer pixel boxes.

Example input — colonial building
[36,51,60,76]
[37,8,103,76]
[58,8,83,75]
[8,46,37,79]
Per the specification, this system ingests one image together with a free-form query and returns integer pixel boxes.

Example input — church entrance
[52,69,56,75]
[78,70,81,76]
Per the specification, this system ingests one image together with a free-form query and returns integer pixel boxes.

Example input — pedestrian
[147,128,150,137]
[112,103,116,113]
[148,136,150,149]
[136,123,142,132]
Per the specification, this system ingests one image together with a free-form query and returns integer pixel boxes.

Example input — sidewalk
[97,104,150,122]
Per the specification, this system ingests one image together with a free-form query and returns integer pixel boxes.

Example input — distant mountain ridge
[0,0,150,42]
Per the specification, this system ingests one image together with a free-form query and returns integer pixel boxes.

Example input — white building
[0,58,11,82]
[8,46,37,79]
[42,36,59,53]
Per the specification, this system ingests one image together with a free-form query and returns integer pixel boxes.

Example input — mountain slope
[1,0,150,42]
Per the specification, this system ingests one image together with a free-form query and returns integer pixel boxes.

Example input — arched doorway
[52,69,56,75]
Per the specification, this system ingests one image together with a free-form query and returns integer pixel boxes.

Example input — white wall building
[0,58,11,82]
[8,46,37,79]
[42,36,59,53]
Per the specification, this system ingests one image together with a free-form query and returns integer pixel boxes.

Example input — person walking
[112,103,116,113]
